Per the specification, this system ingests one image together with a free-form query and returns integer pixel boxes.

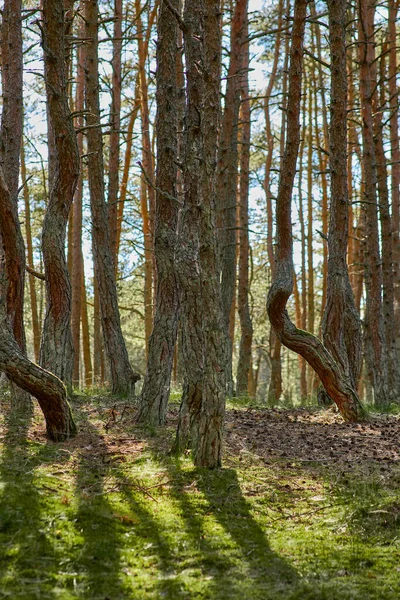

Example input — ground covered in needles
[0,392,400,599]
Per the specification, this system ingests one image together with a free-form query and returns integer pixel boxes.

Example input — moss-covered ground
[0,393,399,599]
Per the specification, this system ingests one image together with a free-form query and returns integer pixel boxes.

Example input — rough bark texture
[0,290,76,440]
[84,0,140,396]
[107,0,123,265]
[0,0,29,406]
[175,0,229,467]
[358,0,390,407]
[71,23,85,386]
[40,0,80,390]
[216,0,248,394]
[388,1,400,332]
[372,50,400,401]
[236,13,253,397]
[263,0,283,404]
[136,0,180,426]
[266,0,366,422]
[321,0,362,402]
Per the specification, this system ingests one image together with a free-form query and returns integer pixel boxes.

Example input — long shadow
[140,428,302,600]
[71,402,184,599]
[0,400,66,599]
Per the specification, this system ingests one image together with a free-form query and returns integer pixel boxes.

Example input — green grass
[0,396,399,599]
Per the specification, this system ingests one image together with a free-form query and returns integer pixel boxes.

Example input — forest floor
[0,392,400,599]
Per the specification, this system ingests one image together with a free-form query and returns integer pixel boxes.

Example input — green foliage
[1,396,399,599]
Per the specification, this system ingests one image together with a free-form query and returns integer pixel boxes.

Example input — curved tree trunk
[40,0,80,391]
[266,0,366,422]
[84,0,140,396]
[0,0,30,407]
[174,0,230,467]
[321,0,362,402]
[136,0,180,426]
[0,283,76,440]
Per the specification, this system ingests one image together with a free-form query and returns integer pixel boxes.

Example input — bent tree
[266,0,365,422]
[0,0,30,407]
[0,278,76,440]
[320,0,362,401]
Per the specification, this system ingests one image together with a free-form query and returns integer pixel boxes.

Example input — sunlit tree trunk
[358,0,390,407]
[217,0,248,395]
[320,0,363,405]
[264,0,283,405]
[236,11,253,397]
[0,0,30,407]
[40,0,80,391]
[267,0,365,422]
[71,18,85,387]
[136,0,179,425]
[388,1,400,340]
[84,0,140,396]
[372,43,400,400]
[175,0,230,467]
[0,291,76,440]
[107,0,123,265]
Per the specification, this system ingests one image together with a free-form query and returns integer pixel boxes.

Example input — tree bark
[84,0,140,396]
[71,19,85,387]
[0,294,76,441]
[0,0,29,406]
[320,0,363,405]
[217,0,248,395]
[175,0,230,467]
[40,0,80,390]
[236,11,253,397]
[21,142,41,362]
[136,0,180,426]
[266,0,366,422]
[388,1,400,333]
[107,0,123,265]
[357,0,390,407]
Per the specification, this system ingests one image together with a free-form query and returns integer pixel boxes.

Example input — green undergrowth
[0,395,399,599]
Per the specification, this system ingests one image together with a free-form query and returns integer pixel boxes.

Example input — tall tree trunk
[80,269,93,387]
[320,0,363,405]
[358,0,390,407]
[217,0,248,395]
[267,0,365,422]
[175,0,230,467]
[84,0,140,396]
[136,0,157,350]
[388,0,400,343]
[21,142,41,362]
[39,0,79,391]
[136,0,179,425]
[0,0,29,406]
[71,20,85,387]
[107,0,123,266]
[372,45,400,400]
[236,11,253,397]
[264,0,283,404]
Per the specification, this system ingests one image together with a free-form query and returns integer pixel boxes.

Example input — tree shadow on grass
[71,402,184,599]
[0,401,65,599]
[139,431,302,600]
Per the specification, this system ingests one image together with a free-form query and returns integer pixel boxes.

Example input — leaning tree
[266,0,366,422]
